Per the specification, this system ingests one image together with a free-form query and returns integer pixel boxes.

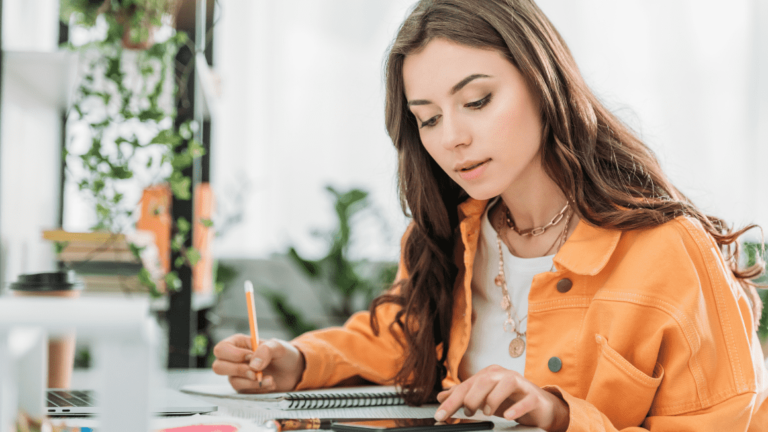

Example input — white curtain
[211,0,768,261]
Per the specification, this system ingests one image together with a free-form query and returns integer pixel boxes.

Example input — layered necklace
[494,200,572,358]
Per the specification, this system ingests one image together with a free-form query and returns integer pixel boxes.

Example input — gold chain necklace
[494,203,573,358]
[504,201,570,237]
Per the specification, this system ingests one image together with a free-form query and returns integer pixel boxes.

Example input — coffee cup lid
[10,271,84,292]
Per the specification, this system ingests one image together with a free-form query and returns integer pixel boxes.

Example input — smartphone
[331,418,494,432]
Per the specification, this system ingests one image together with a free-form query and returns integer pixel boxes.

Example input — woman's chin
[461,184,505,201]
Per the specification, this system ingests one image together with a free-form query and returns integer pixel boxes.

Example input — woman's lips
[457,159,490,181]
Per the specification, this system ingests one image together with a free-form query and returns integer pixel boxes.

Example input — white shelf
[3,50,78,109]
[79,291,217,312]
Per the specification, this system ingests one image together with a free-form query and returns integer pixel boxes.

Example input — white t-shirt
[458,199,554,380]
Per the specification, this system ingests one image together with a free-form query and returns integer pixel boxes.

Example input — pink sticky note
[158,425,239,432]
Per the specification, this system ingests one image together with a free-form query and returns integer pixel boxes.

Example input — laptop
[46,388,218,416]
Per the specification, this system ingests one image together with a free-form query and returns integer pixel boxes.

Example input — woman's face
[403,38,544,200]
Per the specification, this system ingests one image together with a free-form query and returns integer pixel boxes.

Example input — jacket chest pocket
[586,334,664,429]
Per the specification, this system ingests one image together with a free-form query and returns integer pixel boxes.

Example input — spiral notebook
[179,385,405,410]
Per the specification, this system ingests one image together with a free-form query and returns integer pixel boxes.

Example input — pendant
[494,274,504,286]
[508,336,525,358]
[500,295,511,310]
[503,318,516,333]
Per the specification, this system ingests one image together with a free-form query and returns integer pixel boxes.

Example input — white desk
[71,369,542,431]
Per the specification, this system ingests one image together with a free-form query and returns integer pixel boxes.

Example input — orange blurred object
[137,183,215,294]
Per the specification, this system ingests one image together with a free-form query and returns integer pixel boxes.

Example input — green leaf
[96,203,111,219]
[176,217,191,234]
[169,172,191,200]
[147,40,167,57]
[137,268,159,297]
[138,108,165,122]
[186,247,202,267]
[191,334,208,357]
[214,261,239,285]
[188,139,206,158]
[111,165,133,180]
[150,129,181,147]
[105,56,121,82]
[165,271,182,292]
[171,233,185,252]
[173,31,189,45]
[92,178,105,193]
[199,218,214,228]
[54,241,70,255]
[287,247,321,278]
[179,122,192,140]
[175,256,186,269]
[129,243,146,262]
[171,152,193,170]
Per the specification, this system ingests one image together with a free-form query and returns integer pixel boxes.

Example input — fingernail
[505,409,516,420]
[483,405,491,416]
[250,358,263,369]
[435,410,447,422]
[245,354,252,362]
[246,370,256,380]
[263,376,274,387]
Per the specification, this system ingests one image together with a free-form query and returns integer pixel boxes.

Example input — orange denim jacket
[292,198,768,431]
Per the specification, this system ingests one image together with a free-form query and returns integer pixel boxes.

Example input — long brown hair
[370,0,765,405]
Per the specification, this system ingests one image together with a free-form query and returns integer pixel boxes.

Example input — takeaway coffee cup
[10,271,83,388]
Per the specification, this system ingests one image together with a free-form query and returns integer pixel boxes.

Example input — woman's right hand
[212,334,306,393]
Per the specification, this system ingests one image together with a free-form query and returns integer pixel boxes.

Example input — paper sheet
[196,395,439,423]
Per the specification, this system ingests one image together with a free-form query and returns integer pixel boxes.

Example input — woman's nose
[440,114,471,150]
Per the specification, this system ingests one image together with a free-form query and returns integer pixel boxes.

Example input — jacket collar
[457,198,622,276]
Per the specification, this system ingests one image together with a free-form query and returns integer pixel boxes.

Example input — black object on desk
[331,419,494,432]
[268,418,387,431]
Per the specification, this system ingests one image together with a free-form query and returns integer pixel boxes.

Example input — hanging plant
[61,0,205,298]
[61,0,179,49]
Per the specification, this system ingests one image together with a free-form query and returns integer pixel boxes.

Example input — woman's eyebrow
[407,74,492,107]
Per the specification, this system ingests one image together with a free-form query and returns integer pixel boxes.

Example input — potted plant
[60,0,207,298]
[258,186,399,337]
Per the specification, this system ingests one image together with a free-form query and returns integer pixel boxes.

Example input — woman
[212,1,768,430]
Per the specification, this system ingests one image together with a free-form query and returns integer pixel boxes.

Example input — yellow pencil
[244,280,263,384]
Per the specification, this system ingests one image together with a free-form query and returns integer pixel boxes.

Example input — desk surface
[71,369,541,431]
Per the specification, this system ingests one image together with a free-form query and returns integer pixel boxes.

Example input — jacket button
[548,356,562,373]
[556,278,572,293]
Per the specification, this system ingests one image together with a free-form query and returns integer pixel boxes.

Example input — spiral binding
[281,391,405,409]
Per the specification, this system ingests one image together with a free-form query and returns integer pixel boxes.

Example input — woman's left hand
[434,365,570,432]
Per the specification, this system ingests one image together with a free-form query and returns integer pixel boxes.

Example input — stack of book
[42,230,164,293]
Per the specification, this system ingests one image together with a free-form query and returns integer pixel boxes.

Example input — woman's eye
[420,115,440,129]
[465,93,492,109]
